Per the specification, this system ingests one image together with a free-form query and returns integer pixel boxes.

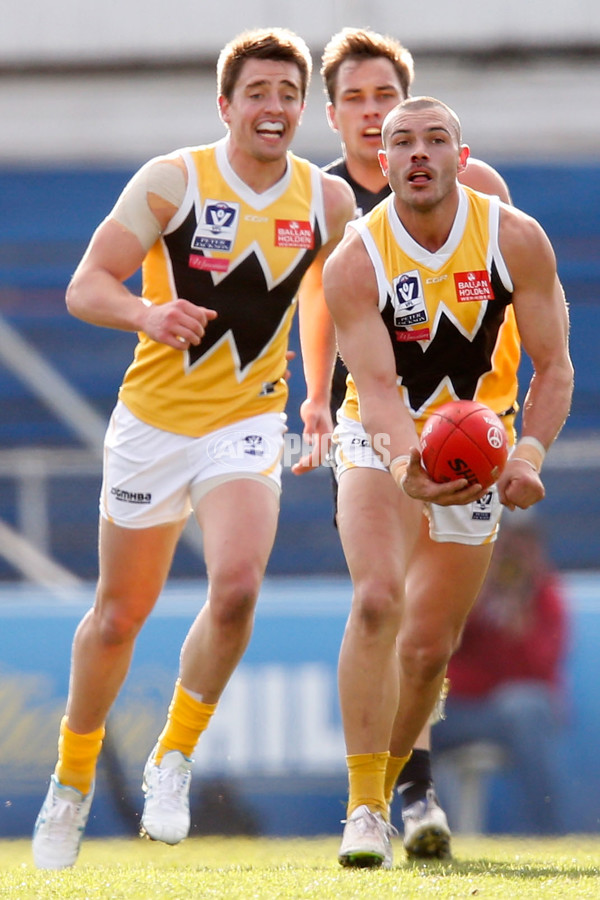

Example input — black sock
[397,748,434,808]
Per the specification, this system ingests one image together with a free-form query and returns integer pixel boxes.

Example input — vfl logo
[207,431,273,471]
[391,270,428,327]
[206,202,236,232]
[472,490,493,521]
[397,275,419,306]
[192,200,240,252]
[243,434,265,457]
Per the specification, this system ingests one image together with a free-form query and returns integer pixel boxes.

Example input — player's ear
[378,148,389,177]
[217,94,230,126]
[326,102,338,133]
[458,143,470,174]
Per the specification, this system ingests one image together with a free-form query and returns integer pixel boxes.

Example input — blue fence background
[0,573,599,838]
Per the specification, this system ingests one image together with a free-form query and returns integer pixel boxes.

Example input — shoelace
[44,796,86,836]
[341,808,397,839]
[151,766,191,811]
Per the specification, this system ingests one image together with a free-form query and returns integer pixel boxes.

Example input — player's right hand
[141,297,218,350]
[401,447,488,506]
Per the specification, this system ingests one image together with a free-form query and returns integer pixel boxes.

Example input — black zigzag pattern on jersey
[382,261,513,412]
[164,210,322,370]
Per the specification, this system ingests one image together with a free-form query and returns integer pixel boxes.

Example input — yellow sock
[154,679,217,764]
[384,752,412,806]
[54,716,105,795]
[346,751,390,819]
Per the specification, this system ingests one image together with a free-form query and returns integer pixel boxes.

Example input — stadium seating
[0,164,598,578]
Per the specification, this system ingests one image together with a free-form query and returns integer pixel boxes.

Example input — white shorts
[333,414,502,546]
[100,401,286,528]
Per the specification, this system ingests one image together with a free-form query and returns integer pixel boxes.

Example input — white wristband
[513,436,546,473]
[518,435,546,460]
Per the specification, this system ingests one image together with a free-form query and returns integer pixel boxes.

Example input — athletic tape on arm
[512,436,546,472]
[110,159,187,252]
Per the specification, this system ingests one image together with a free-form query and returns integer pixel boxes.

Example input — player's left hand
[401,447,489,506]
[497,457,545,510]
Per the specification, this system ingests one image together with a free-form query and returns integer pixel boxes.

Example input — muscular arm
[496,206,574,508]
[65,155,217,350]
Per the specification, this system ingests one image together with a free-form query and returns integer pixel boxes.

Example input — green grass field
[2,835,599,900]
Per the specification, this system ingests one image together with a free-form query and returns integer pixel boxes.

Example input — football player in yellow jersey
[321,97,572,868]
[298,27,514,861]
[32,28,355,870]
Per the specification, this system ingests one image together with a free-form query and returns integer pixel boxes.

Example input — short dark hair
[382,96,463,146]
[217,28,312,102]
[321,27,414,104]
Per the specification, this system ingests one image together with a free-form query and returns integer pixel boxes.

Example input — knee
[208,567,261,630]
[91,601,147,646]
[351,577,402,636]
[397,631,452,683]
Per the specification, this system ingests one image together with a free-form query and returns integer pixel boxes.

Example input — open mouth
[256,121,285,137]
[408,169,432,183]
[363,127,382,139]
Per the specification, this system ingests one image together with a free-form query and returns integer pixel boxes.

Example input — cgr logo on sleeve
[192,200,240,252]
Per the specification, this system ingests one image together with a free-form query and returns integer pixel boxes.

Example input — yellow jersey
[119,139,327,436]
[341,186,520,442]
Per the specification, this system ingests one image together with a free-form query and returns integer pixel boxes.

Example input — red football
[420,400,509,489]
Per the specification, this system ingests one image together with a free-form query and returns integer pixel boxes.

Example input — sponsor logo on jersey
[275,219,314,249]
[188,254,230,272]
[111,487,152,504]
[454,270,495,302]
[391,270,428,326]
[395,327,431,342]
[192,200,240,252]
